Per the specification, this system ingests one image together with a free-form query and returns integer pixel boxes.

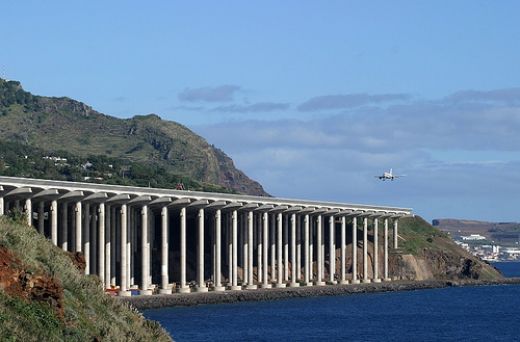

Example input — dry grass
[0,216,172,341]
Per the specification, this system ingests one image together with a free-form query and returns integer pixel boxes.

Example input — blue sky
[2,1,520,222]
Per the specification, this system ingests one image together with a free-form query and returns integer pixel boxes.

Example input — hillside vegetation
[0,78,267,196]
[389,216,502,281]
[0,138,233,193]
[0,215,171,341]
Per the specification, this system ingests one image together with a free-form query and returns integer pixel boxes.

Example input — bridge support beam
[160,206,171,294]
[394,219,399,250]
[290,213,299,287]
[340,216,348,284]
[315,215,325,286]
[140,205,152,295]
[328,215,336,284]
[195,208,207,292]
[75,201,82,253]
[246,211,256,289]
[275,212,286,288]
[303,214,311,286]
[98,203,105,285]
[362,217,370,284]
[119,204,130,296]
[261,212,271,288]
[61,203,68,251]
[178,207,190,293]
[213,209,225,291]
[373,218,381,283]
[24,198,32,227]
[351,216,360,284]
[384,218,390,281]
[230,210,241,290]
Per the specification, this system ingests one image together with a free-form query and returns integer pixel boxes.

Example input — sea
[143,262,520,341]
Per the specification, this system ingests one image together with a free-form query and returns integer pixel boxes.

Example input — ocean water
[492,261,520,277]
[144,262,520,342]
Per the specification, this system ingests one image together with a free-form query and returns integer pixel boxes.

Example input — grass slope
[0,216,171,341]
[397,216,502,280]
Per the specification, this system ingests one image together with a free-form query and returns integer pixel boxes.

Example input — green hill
[390,216,502,280]
[0,215,172,341]
[0,78,267,196]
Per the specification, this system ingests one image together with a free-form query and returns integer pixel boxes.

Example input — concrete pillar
[105,205,111,289]
[328,215,336,284]
[119,204,130,296]
[340,216,348,284]
[373,218,381,283]
[179,207,189,293]
[214,209,225,291]
[275,212,285,288]
[96,203,106,283]
[315,215,325,286]
[296,215,301,280]
[24,198,32,227]
[75,201,82,253]
[270,214,276,283]
[227,214,233,287]
[231,210,241,290]
[128,208,134,286]
[92,203,105,282]
[303,214,311,286]
[309,218,314,282]
[257,214,263,284]
[246,211,256,289]
[261,212,270,288]
[83,203,90,274]
[384,218,390,281]
[242,213,248,286]
[196,208,207,292]
[61,203,68,251]
[50,200,58,245]
[238,214,243,270]
[352,216,359,283]
[394,218,399,249]
[283,215,289,282]
[90,206,97,276]
[37,202,44,235]
[362,217,370,283]
[140,205,152,295]
[159,206,171,294]
[110,206,116,287]
[0,196,3,216]
[290,213,299,287]
[148,210,153,287]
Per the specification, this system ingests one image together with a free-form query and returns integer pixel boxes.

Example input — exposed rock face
[67,251,86,273]
[0,246,64,319]
[388,251,497,281]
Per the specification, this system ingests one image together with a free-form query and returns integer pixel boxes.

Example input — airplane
[376,169,405,181]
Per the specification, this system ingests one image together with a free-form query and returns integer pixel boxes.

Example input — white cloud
[191,87,520,221]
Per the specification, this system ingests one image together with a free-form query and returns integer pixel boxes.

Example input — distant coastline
[121,278,520,310]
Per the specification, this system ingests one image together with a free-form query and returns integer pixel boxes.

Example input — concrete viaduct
[0,176,412,296]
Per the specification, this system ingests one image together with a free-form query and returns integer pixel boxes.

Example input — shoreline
[120,278,520,310]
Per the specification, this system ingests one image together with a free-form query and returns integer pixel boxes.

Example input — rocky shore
[120,278,520,310]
